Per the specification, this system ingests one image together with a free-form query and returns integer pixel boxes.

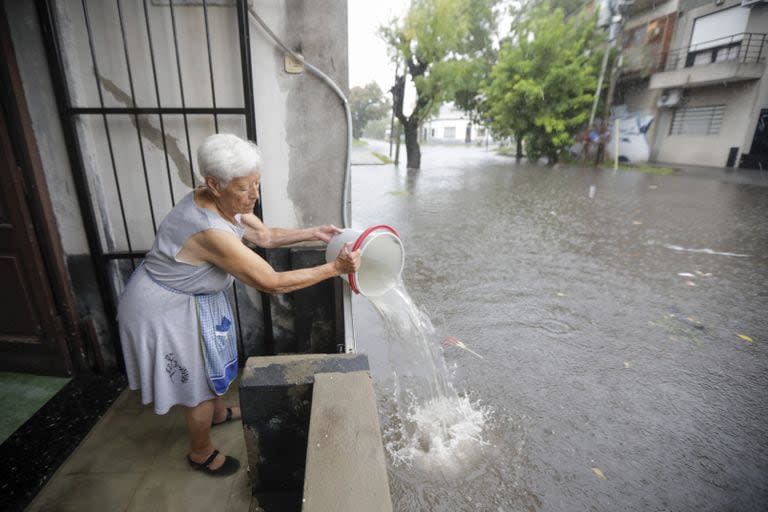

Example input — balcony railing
[664,32,766,71]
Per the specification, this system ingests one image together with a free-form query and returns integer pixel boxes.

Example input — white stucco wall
[5,0,350,365]
[655,82,757,166]
[3,0,89,256]
[39,0,348,255]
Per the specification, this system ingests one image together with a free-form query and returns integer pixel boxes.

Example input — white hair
[196,133,261,185]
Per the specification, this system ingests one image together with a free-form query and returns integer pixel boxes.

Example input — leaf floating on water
[557,292,566,297]
[648,185,658,190]
[387,190,410,196]
[632,220,643,225]
[442,336,484,359]
[677,272,695,277]
[624,361,631,368]
[684,281,696,287]
[592,467,607,480]
[737,334,753,343]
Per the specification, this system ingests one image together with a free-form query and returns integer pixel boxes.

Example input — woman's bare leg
[185,399,225,469]
[212,396,241,424]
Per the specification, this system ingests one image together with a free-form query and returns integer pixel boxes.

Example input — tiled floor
[0,372,70,443]
[25,382,254,512]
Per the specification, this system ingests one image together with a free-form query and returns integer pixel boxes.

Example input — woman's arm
[183,229,359,294]
[240,213,340,248]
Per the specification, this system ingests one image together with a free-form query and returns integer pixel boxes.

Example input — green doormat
[0,372,70,444]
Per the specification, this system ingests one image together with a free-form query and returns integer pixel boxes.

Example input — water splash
[368,280,490,471]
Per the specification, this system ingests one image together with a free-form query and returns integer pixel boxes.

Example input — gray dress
[118,191,245,414]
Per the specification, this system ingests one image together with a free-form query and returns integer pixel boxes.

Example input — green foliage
[381,0,498,168]
[349,82,391,139]
[482,4,602,163]
[363,118,389,140]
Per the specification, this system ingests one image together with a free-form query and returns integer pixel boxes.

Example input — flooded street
[351,141,768,511]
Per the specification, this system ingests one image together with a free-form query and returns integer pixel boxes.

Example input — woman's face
[218,171,261,214]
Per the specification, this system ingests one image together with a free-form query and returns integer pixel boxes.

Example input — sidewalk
[618,161,768,186]
[663,162,768,186]
[24,382,253,512]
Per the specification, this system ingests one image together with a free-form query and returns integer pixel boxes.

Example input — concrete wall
[654,81,758,166]
[5,0,350,367]
[251,0,349,229]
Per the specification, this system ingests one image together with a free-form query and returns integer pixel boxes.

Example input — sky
[347,0,514,95]
[347,0,411,93]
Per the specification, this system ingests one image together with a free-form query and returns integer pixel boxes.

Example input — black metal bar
[236,0,273,355]
[116,0,157,235]
[237,0,256,144]
[142,0,176,207]
[102,251,148,260]
[68,106,248,115]
[168,0,196,188]
[81,0,135,270]
[35,0,124,371]
[757,34,765,62]
[202,0,219,133]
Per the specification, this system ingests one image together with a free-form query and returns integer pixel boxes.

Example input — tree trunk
[516,136,523,161]
[403,122,421,169]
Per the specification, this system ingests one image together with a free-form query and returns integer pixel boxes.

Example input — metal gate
[37,0,271,365]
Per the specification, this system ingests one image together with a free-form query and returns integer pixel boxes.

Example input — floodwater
[350,141,768,512]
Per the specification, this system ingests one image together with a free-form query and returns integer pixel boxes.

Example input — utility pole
[388,60,400,159]
[590,0,631,165]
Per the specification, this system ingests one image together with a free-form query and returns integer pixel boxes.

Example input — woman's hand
[312,224,343,243]
[333,242,361,275]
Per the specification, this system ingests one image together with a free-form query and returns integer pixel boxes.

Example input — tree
[381,0,497,169]
[349,82,391,140]
[482,3,602,164]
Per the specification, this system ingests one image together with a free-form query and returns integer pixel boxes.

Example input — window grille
[443,126,456,139]
[38,0,270,362]
[670,105,725,135]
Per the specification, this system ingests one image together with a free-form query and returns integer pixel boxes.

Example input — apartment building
[615,0,768,169]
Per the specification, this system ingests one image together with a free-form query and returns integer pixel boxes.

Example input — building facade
[421,103,491,145]
[615,0,767,169]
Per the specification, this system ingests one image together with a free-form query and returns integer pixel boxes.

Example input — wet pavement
[351,140,768,512]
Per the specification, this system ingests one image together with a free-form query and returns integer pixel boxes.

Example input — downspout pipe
[246,5,352,229]
[246,4,357,353]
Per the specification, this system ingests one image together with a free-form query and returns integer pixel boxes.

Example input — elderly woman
[118,133,360,476]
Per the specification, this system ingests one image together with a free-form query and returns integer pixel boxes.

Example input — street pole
[394,123,401,166]
[388,60,400,158]
[589,41,612,131]
[596,16,624,166]
[614,118,620,171]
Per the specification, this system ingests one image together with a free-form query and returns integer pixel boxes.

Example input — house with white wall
[615,0,768,169]
[421,102,491,144]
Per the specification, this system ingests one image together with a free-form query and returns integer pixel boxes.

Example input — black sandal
[187,450,240,477]
[211,407,232,427]
[211,407,240,427]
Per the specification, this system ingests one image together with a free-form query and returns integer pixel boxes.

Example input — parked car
[606,114,654,163]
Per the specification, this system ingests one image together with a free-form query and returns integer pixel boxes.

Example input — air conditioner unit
[658,89,683,108]
[741,0,768,7]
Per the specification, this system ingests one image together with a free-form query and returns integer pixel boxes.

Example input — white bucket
[325,225,404,297]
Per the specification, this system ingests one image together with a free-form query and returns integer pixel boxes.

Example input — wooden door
[0,101,71,376]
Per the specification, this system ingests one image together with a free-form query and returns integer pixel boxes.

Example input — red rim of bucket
[348,224,400,294]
